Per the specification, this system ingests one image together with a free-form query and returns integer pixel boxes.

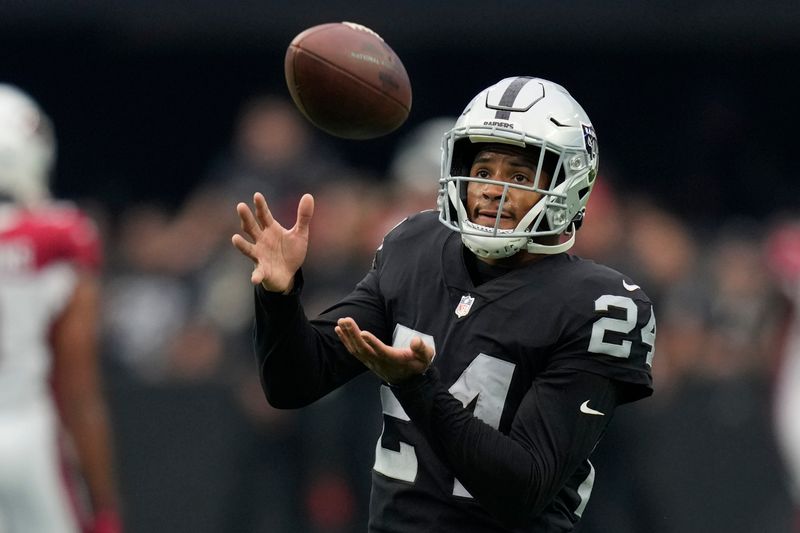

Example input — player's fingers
[250,265,265,285]
[237,202,261,239]
[360,331,389,360]
[294,193,315,234]
[335,324,359,355]
[337,317,362,336]
[337,324,386,378]
[410,336,433,358]
[337,318,374,356]
[253,192,276,228]
[231,234,256,260]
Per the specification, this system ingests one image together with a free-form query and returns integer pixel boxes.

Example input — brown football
[284,22,412,140]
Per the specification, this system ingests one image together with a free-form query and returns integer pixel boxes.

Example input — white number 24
[374,325,514,497]
[588,295,656,366]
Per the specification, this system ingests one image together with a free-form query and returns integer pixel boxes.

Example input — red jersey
[0,201,101,409]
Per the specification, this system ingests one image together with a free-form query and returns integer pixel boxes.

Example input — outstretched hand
[231,192,315,293]
[335,317,434,384]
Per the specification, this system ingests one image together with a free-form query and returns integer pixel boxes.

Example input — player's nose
[480,177,505,200]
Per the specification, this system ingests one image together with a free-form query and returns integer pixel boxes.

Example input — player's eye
[472,168,491,178]
[511,173,532,184]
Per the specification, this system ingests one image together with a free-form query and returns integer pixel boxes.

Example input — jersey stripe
[573,461,596,518]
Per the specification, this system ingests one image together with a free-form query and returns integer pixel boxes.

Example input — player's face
[466,145,551,230]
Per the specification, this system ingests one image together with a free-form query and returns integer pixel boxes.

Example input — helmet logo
[483,120,515,129]
[582,123,598,161]
[455,294,475,318]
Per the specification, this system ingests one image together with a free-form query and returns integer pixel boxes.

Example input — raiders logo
[582,123,597,161]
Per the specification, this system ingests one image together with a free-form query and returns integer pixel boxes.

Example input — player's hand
[87,509,123,533]
[232,192,314,293]
[335,317,433,384]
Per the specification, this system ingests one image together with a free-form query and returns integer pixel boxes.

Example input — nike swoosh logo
[580,400,605,416]
[623,280,640,291]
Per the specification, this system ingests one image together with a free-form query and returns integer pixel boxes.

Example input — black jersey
[254,211,654,532]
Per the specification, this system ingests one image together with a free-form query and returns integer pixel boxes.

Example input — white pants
[0,398,80,533]
[776,318,800,504]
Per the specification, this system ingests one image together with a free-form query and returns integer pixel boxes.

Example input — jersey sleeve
[254,248,391,408]
[392,365,622,528]
[550,272,655,404]
[52,206,103,271]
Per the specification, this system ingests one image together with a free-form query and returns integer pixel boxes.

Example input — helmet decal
[582,123,598,162]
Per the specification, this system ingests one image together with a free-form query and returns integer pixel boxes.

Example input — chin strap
[525,224,577,254]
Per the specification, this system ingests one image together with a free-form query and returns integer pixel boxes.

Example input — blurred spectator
[102,204,197,383]
[569,178,626,267]
[703,224,784,377]
[203,94,346,221]
[361,117,456,246]
[303,175,385,316]
[0,84,122,533]
[387,117,455,210]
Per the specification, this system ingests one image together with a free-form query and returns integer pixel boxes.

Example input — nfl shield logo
[455,294,475,318]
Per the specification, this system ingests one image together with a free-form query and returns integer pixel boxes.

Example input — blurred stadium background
[5,1,799,214]
[4,2,800,532]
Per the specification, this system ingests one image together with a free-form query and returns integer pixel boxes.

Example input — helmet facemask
[437,77,598,258]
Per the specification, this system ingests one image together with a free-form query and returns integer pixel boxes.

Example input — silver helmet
[438,77,598,258]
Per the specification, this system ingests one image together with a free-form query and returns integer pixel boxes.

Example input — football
[284,22,412,140]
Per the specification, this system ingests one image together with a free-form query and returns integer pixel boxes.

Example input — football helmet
[0,84,55,204]
[438,76,598,258]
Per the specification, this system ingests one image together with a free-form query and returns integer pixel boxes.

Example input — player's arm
[253,265,389,408]
[51,272,122,531]
[240,191,396,408]
[392,366,619,527]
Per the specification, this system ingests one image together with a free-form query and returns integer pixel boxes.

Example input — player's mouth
[474,209,515,228]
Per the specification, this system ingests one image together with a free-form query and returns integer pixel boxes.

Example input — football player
[232,77,655,531]
[768,222,800,532]
[0,85,122,533]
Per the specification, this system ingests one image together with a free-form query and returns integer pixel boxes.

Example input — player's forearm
[255,284,329,407]
[62,396,120,512]
[391,369,546,525]
[254,283,367,408]
[51,274,121,514]
[254,267,388,408]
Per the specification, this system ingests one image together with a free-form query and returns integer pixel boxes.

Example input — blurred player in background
[233,76,655,531]
[768,222,800,532]
[0,85,122,533]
